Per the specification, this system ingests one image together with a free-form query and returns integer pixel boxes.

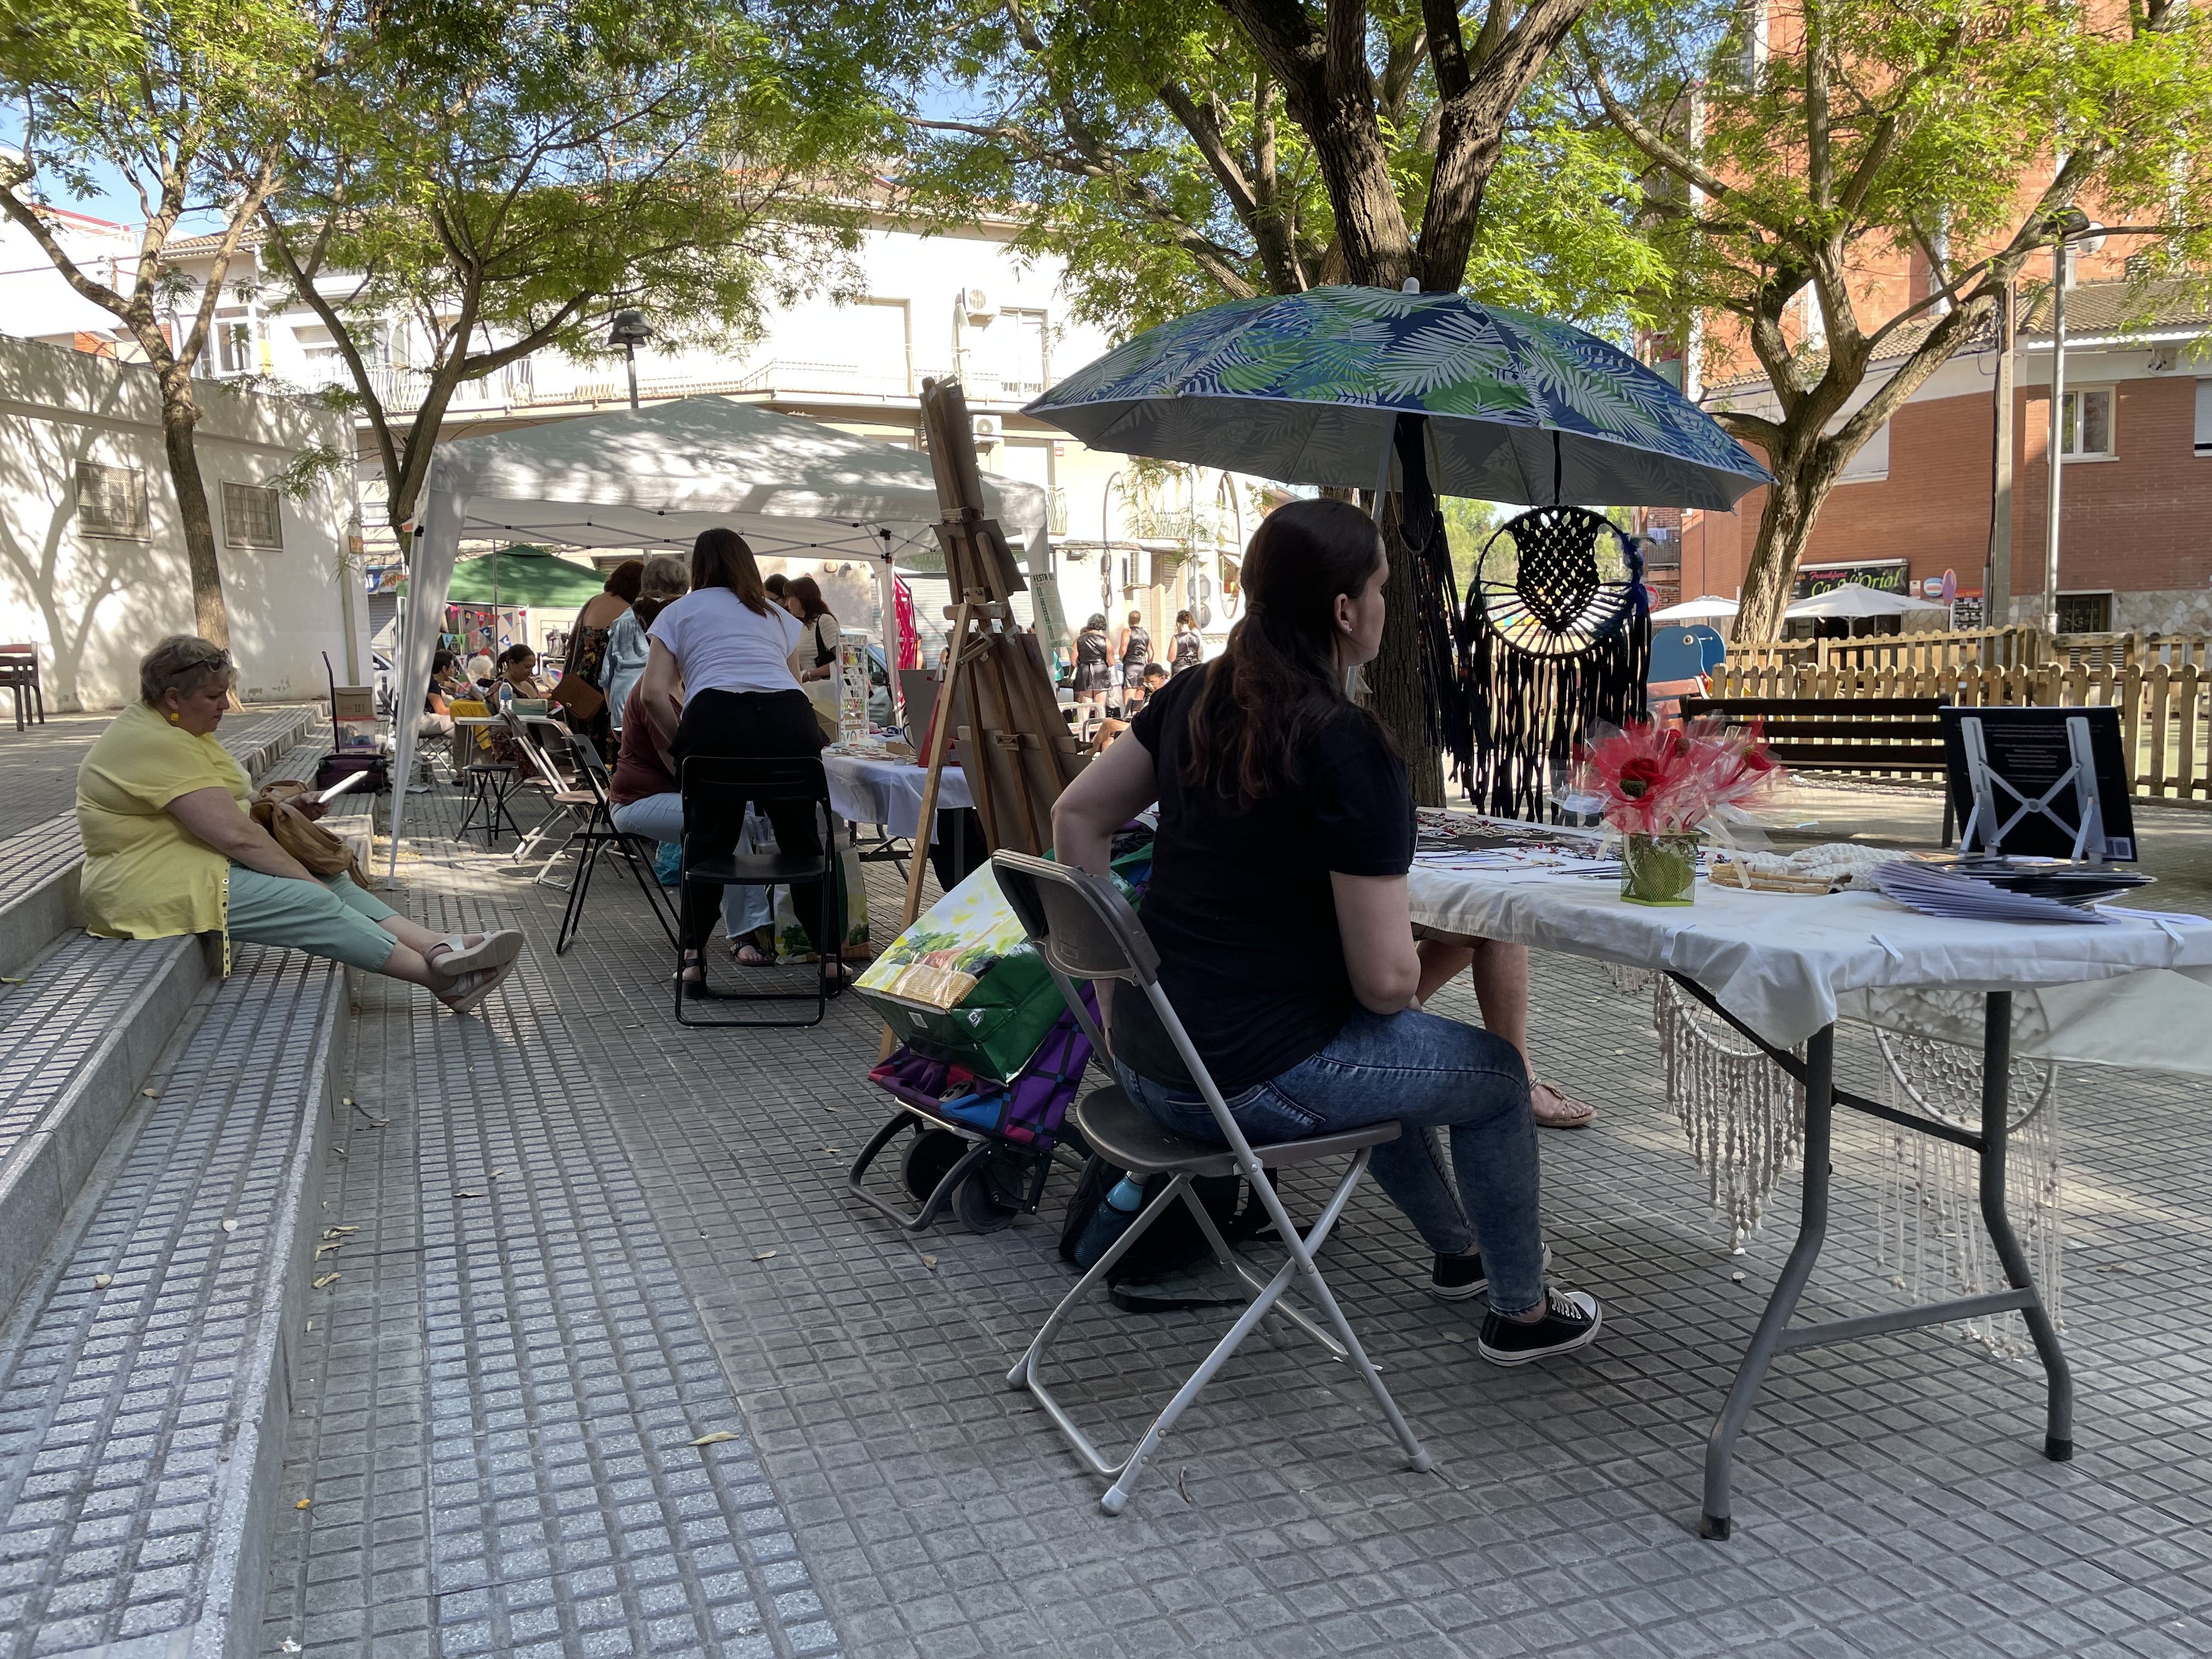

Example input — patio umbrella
[1025,285,1771,510]
[1787,582,1949,620]
[1650,595,1741,623]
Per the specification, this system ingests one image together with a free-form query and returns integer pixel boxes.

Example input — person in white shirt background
[639,528,843,992]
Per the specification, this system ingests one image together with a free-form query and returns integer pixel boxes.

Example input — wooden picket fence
[1708,629,2212,801]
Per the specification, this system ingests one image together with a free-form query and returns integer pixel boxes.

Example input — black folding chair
[675,755,845,1028]
[991,850,1430,1514]
[554,737,679,956]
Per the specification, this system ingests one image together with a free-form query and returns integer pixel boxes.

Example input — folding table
[1408,865,2212,1539]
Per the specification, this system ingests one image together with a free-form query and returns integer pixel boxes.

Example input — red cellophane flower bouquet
[1575,719,1784,902]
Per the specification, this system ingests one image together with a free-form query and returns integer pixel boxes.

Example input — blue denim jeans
[1114,1007,1544,1316]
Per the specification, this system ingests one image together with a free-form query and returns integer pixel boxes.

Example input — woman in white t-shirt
[640,528,838,993]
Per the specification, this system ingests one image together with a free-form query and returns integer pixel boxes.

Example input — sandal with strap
[431,929,525,977]
[1531,1081,1595,1130]
[438,957,517,1016]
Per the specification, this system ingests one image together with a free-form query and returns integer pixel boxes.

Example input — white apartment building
[19,197,1274,669]
[0,205,365,710]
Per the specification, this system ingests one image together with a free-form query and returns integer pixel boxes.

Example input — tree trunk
[1369,492,1444,804]
[1735,456,1833,641]
[159,369,232,649]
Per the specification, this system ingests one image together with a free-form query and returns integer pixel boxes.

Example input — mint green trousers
[227,866,400,972]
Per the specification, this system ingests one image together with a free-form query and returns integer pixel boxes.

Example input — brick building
[1673,278,2212,634]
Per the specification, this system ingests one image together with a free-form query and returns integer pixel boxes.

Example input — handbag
[547,669,606,723]
[252,782,366,883]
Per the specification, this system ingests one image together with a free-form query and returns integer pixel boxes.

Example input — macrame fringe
[1653,978,1805,1246]
[1872,1032,2066,1358]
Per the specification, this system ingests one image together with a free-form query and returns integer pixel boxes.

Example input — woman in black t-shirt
[1052,498,1600,1365]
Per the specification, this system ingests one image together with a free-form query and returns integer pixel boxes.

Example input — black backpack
[1059,1155,1279,1313]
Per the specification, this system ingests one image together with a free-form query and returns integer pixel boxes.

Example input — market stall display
[1406,843,2212,1538]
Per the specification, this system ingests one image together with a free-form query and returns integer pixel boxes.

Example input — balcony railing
[733,357,914,399]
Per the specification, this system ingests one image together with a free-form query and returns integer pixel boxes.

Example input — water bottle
[1071,1172,1148,1269]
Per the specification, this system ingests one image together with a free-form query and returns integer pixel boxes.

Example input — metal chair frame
[554,736,680,956]
[452,716,523,848]
[502,712,596,887]
[991,850,1432,1514]
[674,755,846,1029]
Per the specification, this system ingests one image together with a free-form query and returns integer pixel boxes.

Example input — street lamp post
[607,309,652,410]
[2040,208,2095,636]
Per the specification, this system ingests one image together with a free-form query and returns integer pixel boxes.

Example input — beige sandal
[1531,1081,1595,1130]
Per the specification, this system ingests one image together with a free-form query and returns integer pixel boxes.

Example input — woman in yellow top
[77,636,526,1013]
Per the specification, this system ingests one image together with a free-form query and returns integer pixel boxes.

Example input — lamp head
[607,309,652,348]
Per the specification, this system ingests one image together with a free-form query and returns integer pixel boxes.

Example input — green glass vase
[1620,831,1700,906]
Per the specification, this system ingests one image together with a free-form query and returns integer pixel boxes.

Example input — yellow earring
[167,712,180,725]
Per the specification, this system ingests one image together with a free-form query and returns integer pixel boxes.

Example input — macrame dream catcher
[1457,445,1650,819]
[1646,970,2064,1358]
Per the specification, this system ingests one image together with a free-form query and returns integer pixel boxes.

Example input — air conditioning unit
[963,286,997,321]
[970,415,1001,441]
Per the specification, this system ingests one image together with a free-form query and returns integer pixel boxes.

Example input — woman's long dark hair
[1183,497,1390,806]
[691,527,768,614]
[785,574,830,622]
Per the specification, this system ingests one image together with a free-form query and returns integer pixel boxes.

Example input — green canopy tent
[394,544,612,608]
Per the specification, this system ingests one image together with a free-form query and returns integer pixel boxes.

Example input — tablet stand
[1956,713,2104,864]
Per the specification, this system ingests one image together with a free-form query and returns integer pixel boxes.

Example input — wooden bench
[1679,695,1954,844]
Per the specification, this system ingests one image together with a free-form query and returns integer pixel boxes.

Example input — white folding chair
[991,851,1432,1514]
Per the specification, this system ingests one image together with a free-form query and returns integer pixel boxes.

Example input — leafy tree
[0,0,334,647]
[1578,0,2212,639]
[905,0,1654,800]
[261,0,911,543]
[1440,493,1503,591]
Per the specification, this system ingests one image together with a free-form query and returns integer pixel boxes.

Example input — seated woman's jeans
[610,793,772,935]
[1113,1006,1544,1317]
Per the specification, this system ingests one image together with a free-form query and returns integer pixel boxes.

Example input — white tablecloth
[1409,865,2212,1074]
[823,753,975,843]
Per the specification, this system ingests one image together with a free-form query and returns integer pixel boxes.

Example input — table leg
[1976,991,2074,1462]
[1700,1024,1835,1541]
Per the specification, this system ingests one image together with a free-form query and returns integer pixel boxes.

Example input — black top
[1170,628,1203,669]
[1112,664,1415,1093]
[1076,630,1110,667]
[1121,626,1150,668]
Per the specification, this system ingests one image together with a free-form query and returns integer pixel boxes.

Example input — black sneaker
[1429,1241,1550,1302]
[1477,1288,1601,1365]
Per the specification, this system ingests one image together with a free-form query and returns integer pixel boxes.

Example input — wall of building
[1683,347,2212,628]
[0,335,365,710]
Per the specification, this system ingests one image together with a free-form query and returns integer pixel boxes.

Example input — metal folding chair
[990,851,1432,1514]
[504,711,596,885]
[554,737,679,956]
[674,755,845,1028]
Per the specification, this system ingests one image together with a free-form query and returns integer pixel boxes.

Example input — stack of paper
[1869,860,2112,926]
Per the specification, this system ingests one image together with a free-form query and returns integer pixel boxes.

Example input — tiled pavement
[242,772,2212,1658]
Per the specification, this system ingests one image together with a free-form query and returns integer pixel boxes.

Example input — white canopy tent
[1650,594,1740,623]
[389,394,1048,876]
[1785,581,1948,620]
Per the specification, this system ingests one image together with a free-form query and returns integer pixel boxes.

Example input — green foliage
[1440,495,1504,591]
[0,0,321,222]
[264,0,921,526]
[1575,0,2212,635]
[899,1,1664,339]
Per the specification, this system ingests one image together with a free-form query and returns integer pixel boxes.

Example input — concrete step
[0,933,210,1324]
[0,947,345,1659]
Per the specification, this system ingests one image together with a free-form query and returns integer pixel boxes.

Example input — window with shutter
[222,482,284,549]
[76,462,150,539]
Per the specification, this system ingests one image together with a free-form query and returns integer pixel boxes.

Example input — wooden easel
[878,377,1085,1057]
